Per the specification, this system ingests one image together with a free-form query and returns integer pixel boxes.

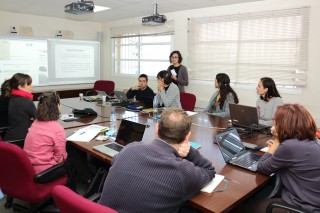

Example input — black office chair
[265,173,310,213]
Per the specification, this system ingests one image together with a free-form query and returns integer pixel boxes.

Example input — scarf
[11,89,33,100]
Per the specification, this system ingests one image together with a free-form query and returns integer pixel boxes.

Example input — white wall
[0,10,102,92]
[0,0,319,123]
[102,0,320,124]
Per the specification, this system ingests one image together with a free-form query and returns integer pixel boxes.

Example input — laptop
[84,90,108,102]
[215,129,261,171]
[93,119,146,157]
[112,91,132,106]
[229,103,271,131]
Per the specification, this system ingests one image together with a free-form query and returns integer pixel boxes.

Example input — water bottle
[153,95,158,113]
[110,110,117,134]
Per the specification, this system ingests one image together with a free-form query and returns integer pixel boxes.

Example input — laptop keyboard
[231,152,261,168]
[105,143,124,152]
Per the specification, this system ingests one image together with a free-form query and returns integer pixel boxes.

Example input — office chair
[88,80,115,96]
[265,172,310,213]
[2,138,25,148]
[0,142,68,213]
[52,185,118,213]
[0,126,8,141]
[180,92,196,111]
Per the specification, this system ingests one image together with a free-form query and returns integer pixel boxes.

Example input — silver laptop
[215,129,261,171]
[114,91,130,103]
[229,103,271,131]
[93,119,146,157]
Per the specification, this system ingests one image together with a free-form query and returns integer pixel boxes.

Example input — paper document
[67,125,108,142]
[186,111,198,116]
[201,174,225,193]
[260,147,269,153]
[170,69,177,76]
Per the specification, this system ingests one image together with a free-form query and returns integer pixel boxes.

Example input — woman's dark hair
[9,73,32,90]
[259,77,281,102]
[274,104,317,143]
[216,73,239,109]
[36,91,60,121]
[157,70,172,85]
[1,79,11,97]
[169,50,183,64]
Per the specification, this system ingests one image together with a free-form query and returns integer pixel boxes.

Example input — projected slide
[0,38,47,85]
[0,36,100,86]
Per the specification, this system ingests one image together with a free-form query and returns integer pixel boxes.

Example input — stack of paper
[67,125,108,142]
[201,174,225,193]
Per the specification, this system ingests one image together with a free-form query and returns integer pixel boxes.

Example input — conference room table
[60,98,272,213]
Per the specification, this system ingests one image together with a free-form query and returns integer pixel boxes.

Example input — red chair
[0,142,68,212]
[94,80,115,96]
[53,185,118,213]
[180,92,197,111]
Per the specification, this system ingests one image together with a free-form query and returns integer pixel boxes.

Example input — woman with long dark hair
[4,73,36,141]
[156,70,181,108]
[256,77,283,126]
[204,73,239,117]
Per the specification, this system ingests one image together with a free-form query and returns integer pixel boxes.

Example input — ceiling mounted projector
[65,0,94,15]
[142,3,167,25]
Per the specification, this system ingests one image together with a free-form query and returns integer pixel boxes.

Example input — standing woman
[157,70,181,108]
[167,51,189,92]
[256,77,283,126]
[4,73,36,141]
[204,73,239,118]
[255,104,320,212]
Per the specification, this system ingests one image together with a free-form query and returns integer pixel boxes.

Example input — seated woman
[23,91,67,173]
[156,70,181,109]
[4,73,36,141]
[204,73,239,118]
[0,79,11,128]
[24,91,92,190]
[256,104,320,212]
[256,77,283,126]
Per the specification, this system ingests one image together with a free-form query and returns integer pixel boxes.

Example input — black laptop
[215,129,261,171]
[93,119,146,157]
[229,103,271,131]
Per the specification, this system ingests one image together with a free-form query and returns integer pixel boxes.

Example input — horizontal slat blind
[188,7,310,87]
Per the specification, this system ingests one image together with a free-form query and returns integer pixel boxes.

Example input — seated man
[126,74,154,105]
[99,109,216,213]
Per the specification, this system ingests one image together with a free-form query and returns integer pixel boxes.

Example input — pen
[80,131,86,135]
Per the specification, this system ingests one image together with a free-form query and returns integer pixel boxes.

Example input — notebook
[215,129,261,171]
[93,119,146,157]
[229,103,271,131]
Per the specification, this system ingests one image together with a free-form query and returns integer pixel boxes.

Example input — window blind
[187,7,310,87]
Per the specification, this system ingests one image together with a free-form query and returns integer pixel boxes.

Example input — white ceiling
[0,0,264,22]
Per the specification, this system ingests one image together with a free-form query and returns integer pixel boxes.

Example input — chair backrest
[0,142,38,201]
[53,185,118,213]
[94,80,115,95]
[180,92,196,111]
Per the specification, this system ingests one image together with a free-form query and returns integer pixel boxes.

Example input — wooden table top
[62,98,271,213]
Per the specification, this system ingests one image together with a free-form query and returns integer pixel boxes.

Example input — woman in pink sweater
[24,91,67,173]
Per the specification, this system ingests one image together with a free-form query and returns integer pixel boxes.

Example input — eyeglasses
[170,56,179,59]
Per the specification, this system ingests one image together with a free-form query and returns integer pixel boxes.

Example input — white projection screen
[0,36,100,86]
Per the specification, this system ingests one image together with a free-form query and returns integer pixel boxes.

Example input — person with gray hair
[99,109,215,213]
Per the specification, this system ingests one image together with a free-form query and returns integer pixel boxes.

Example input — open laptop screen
[229,104,265,129]
[115,119,146,146]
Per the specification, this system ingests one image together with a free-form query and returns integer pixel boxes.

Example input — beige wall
[0,0,319,124]
[102,0,320,124]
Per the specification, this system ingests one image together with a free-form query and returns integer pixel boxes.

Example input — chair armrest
[3,139,25,149]
[34,163,66,184]
[266,201,310,213]
[267,172,282,198]
[87,193,101,203]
